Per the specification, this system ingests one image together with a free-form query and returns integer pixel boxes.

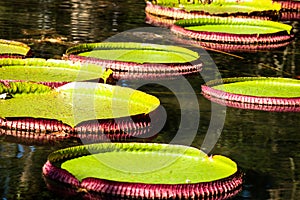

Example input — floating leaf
[182,0,281,14]
[0,39,31,57]
[43,142,243,199]
[65,42,202,80]
[0,81,160,131]
[201,77,300,111]
[145,0,281,20]
[171,16,294,51]
[0,58,108,84]
[66,42,199,64]
[174,17,292,34]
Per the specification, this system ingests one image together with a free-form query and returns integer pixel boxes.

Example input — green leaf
[0,39,30,56]
[0,82,160,127]
[175,17,293,35]
[59,143,238,184]
[0,58,107,82]
[155,0,281,14]
[66,42,199,64]
[212,77,300,98]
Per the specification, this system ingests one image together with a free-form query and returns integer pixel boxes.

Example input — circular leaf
[201,77,300,110]
[66,42,199,64]
[145,0,281,20]
[0,81,160,128]
[65,42,202,79]
[0,39,31,57]
[172,16,293,44]
[0,58,109,84]
[43,142,243,199]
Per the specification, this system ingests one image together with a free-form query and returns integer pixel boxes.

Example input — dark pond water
[0,0,300,199]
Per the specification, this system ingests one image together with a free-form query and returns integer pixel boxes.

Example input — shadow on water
[0,0,300,199]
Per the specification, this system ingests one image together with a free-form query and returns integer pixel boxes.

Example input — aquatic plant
[171,16,294,52]
[201,77,300,112]
[65,42,202,80]
[43,142,243,199]
[0,81,160,142]
[145,0,280,20]
[0,39,31,58]
[0,58,114,86]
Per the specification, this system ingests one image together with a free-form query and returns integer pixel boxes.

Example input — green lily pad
[201,77,300,110]
[183,0,281,14]
[212,77,300,98]
[0,82,160,127]
[0,39,31,56]
[60,143,237,183]
[43,142,243,199]
[171,17,294,51]
[175,17,293,35]
[185,24,286,34]
[154,0,281,14]
[0,58,110,83]
[66,42,199,64]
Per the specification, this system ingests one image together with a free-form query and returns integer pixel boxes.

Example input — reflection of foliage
[0,140,75,200]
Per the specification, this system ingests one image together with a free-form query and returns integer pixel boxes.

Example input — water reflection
[207,37,300,79]
[211,108,300,199]
[0,0,147,58]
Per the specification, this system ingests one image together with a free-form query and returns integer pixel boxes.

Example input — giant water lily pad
[43,142,243,199]
[201,77,300,112]
[180,0,281,14]
[0,39,31,57]
[145,0,281,20]
[0,81,160,141]
[0,58,113,86]
[65,42,202,79]
[171,16,294,52]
